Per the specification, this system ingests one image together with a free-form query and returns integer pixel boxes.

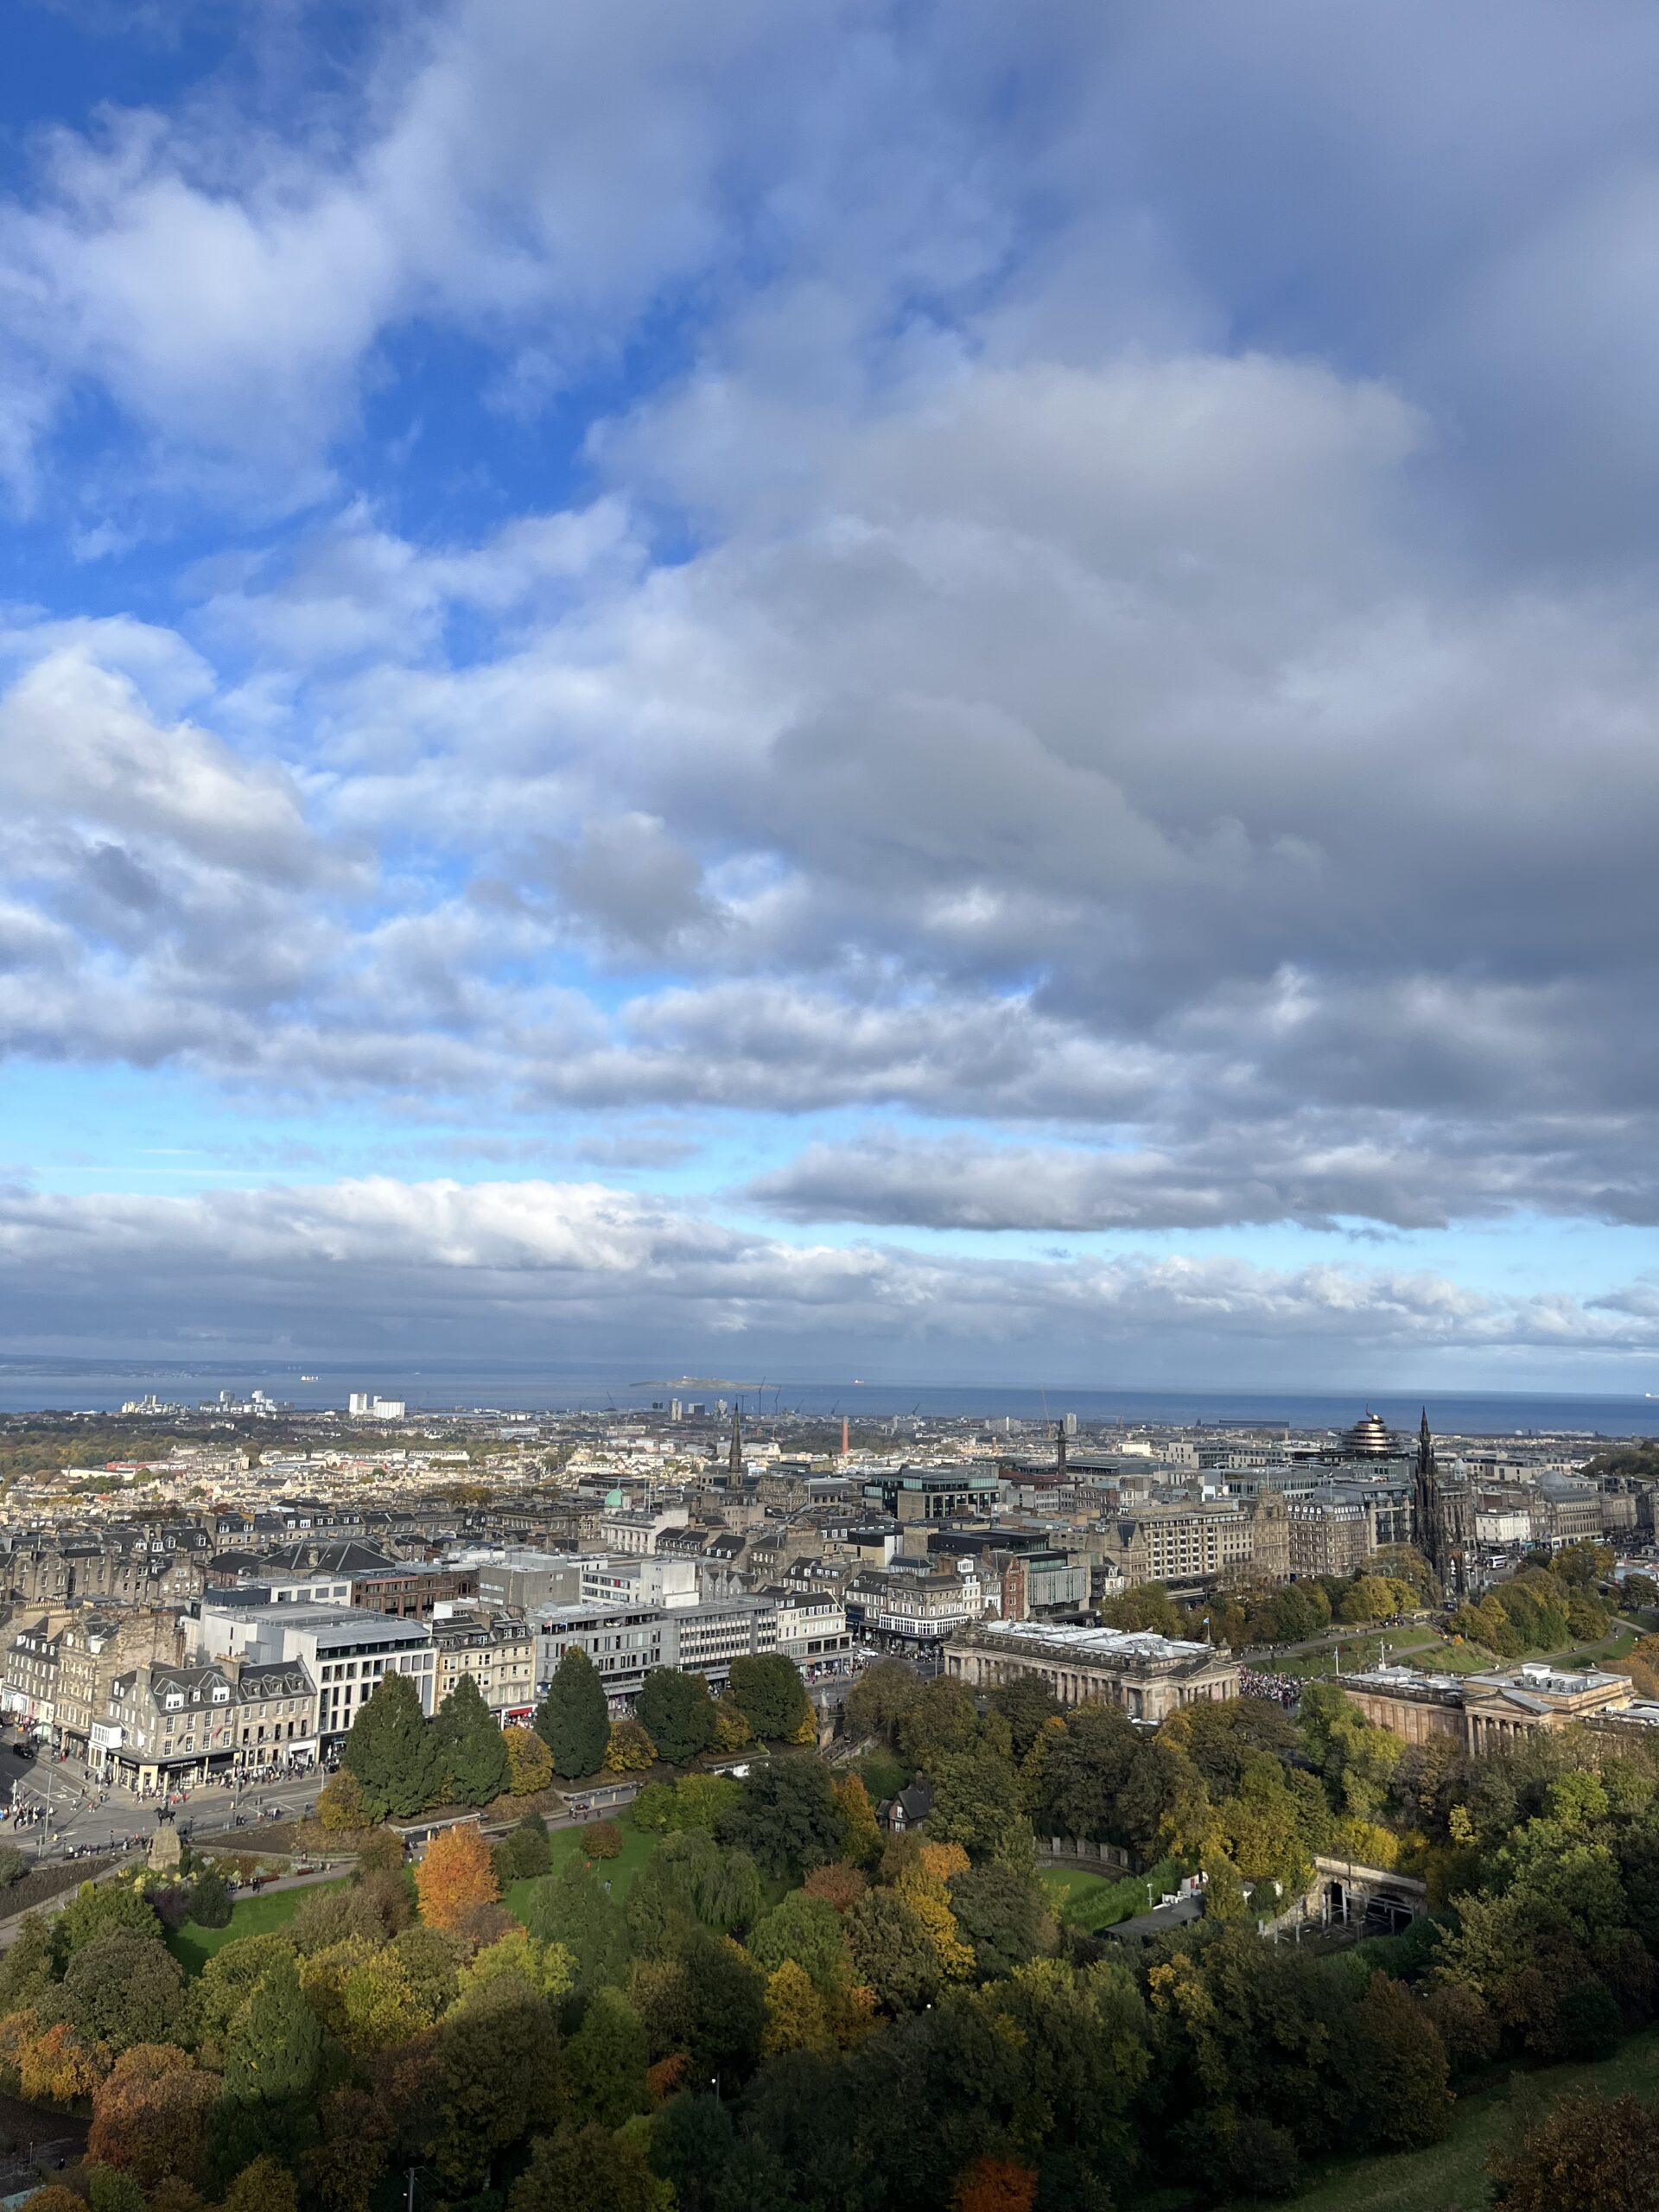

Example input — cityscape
[4,1,1659,2209]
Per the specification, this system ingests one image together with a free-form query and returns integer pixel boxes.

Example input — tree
[728,1654,810,1743]
[763,1959,831,2055]
[342,1672,440,1820]
[187,1869,233,1929]
[428,1972,561,2192]
[564,1986,650,2126]
[317,1770,375,1833]
[509,2123,671,2212]
[524,1856,631,1987]
[301,2086,393,2212]
[54,1878,160,1960]
[948,1862,1048,1978]
[834,1772,882,1867]
[1098,1583,1186,1637]
[536,1649,611,1780]
[1352,1974,1452,2150]
[747,1891,852,1994]
[606,1719,658,1773]
[711,1695,752,1753]
[86,2168,146,2212]
[635,1669,716,1764]
[718,1759,845,1878]
[895,1678,981,1767]
[1160,1696,1300,1796]
[676,1932,768,2071]
[221,1953,321,2106]
[846,1889,942,2012]
[584,1820,624,1859]
[804,1862,868,1914]
[89,2044,220,2189]
[1490,2089,1659,2212]
[506,1723,555,1796]
[60,1930,188,2050]
[671,1774,741,1834]
[988,1678,1062,1761]
[416,1822,499,1932]
[222,2157,298,2212]
[925,1751,1028,1863]
[432,1675,512,1807]
[951,2158,1038,2212]
[495,1809,554,1884]
[846,1660,922,1742]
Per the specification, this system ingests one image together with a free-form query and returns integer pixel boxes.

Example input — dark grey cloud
[743,1119,1659,1235]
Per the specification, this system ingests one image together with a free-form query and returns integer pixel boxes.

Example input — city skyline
[3,3,1659,1385]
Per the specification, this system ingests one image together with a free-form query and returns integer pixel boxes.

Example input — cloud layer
[1,1,1656,1376]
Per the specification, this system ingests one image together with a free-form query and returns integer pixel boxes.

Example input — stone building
[1344,1659,1634,1755]
[944,1618,1239,1722]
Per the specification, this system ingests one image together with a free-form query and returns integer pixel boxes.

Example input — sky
[3,0,1659,1389]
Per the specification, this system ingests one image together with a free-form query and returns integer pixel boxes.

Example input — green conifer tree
[534,1647,610,1779]
[342,1671,441,1819]
[433,1674,512,1807]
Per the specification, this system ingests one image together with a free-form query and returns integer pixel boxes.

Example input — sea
[1,1358,1657,1438]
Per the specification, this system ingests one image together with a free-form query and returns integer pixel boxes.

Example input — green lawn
[166,1877,348,1974]
[1217,2028,1659,2212]
[1039,1858,1186,1933]
[505,1815,658,1920]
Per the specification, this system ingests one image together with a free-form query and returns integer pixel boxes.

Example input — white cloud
[0,1173,1653,1375]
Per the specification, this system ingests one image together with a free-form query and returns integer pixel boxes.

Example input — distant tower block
[842,1417,849,1457]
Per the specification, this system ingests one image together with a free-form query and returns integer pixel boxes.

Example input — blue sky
[3,0,1659,1388]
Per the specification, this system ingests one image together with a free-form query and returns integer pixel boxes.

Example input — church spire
[728,1398,743,1477]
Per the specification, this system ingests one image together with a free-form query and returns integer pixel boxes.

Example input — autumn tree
[1491,2088,1659,2211]
[505,1724,555,1796]
[89,2044,220,2189]
[342,1672,440,1820]
[317,1771,374,1833]
[416,1822,499,1932]
[711,1695,752,1752]
[834,1771,882,1866]
[535,1648,611,1779]
[951,2157,1038,2212]
[762,1959,831,2055]
[221,2157,298,2212]
[605,1719,657,1773]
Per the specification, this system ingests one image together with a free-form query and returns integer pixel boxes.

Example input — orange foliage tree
[89,2043,221,2189]
[414,1821,499,1933]
[951,2158,1038,2212]
[17,2019,109,2105]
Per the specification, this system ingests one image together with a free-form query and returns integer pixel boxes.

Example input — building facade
[945,1619,1239,1721]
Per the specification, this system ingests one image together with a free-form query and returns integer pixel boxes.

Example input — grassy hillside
[1219,2028,1659,2212]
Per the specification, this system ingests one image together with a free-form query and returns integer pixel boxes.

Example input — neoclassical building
[944,1618,1239,1722]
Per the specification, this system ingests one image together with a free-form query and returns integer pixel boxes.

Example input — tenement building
[944,1618,1239,1721]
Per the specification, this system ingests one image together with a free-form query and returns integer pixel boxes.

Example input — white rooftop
[975,1618,1213,1661]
